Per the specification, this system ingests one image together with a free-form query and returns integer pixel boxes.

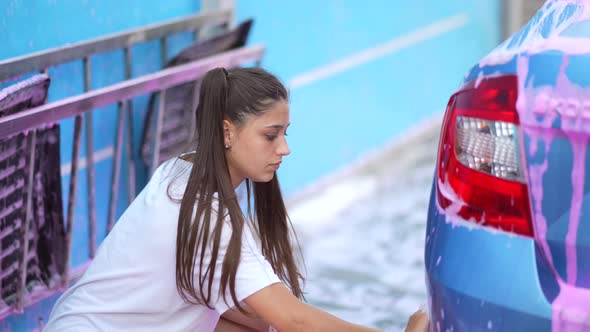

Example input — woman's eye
[266,135,277,141]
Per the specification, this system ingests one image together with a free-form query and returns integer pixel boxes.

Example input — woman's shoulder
[152,154,193,183]
[160,153,193,175]
[137,154,193,204]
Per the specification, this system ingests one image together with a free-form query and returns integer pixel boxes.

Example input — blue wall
[236,1,501,194]
[1,1,200,60]
[0,1,502,330]
[0,1,200,331]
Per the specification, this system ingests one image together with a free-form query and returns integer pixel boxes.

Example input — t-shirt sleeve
[209,220,282,314]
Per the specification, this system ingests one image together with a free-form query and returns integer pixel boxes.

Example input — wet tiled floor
[288,118,441,331]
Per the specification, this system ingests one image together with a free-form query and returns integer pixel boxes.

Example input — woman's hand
[405,310,429,332]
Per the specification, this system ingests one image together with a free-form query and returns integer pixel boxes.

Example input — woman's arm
[245,283,383,332]
[245,283,429,332]
[221,304,270,332]
[215,316,258,332]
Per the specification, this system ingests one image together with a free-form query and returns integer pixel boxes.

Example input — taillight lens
[436,75,534,237]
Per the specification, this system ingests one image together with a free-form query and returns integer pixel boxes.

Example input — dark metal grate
[140,19,253,167]
[0,75,66,313]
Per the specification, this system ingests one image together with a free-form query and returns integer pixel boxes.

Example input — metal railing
[0,9,263,318]
[1,8,231,264]
[0,10,232,81]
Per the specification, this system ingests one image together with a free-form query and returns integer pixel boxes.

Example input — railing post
[83,57,97,259]
[161,37,168,67]
[63,115,84,288]
[150,37,169,175]
[151,90,166,176]
[107,101,126,233]
[188,81,200,147]
[123,47,136,203]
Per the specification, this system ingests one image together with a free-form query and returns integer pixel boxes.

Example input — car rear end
[425,1,590,331]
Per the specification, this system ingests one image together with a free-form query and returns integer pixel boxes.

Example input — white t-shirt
[44,157,281,332]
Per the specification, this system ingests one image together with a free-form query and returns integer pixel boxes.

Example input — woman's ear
[223,119,234,148]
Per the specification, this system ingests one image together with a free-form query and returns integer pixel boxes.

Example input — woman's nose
[278,137,290,156]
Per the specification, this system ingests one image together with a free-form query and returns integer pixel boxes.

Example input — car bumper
[424,186,553,332]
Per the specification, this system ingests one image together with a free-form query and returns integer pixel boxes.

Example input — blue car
[425,1,590,331]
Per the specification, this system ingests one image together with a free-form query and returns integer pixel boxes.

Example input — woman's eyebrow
[264,123,290,129]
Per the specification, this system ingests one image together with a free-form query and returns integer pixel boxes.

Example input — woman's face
[224,100,290,188]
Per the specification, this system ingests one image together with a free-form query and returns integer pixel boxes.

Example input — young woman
[44,67,428,332]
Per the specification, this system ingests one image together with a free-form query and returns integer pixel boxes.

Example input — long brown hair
[174,67,304,312]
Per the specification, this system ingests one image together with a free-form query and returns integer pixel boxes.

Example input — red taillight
[436,75,534,237]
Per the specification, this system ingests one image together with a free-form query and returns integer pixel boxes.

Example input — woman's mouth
[270,161,281,170]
